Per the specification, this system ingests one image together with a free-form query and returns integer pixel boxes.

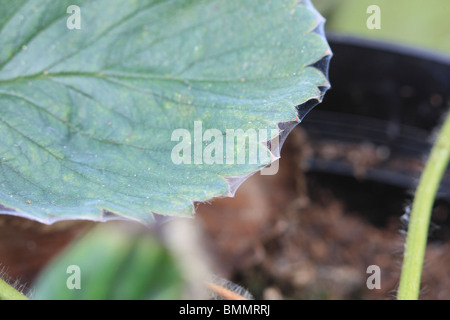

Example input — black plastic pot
[300,33,450,201]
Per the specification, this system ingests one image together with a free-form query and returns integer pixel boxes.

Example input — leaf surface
[0,0,330,223]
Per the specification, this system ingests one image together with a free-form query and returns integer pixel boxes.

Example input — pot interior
[300,33,450,200]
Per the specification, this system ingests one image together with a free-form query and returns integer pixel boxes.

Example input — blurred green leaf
[32,223,185,300]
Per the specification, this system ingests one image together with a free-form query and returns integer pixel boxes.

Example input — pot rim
[326,32,450,66]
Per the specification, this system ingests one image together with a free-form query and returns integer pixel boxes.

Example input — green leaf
[32,223,186,300]
[0,0,330,223]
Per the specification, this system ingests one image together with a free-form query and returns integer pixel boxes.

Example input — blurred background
[1,0,450,300]
[195,0,450,299]
[314,0,450,54]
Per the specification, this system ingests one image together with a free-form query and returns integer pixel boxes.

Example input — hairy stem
[397,111,450,300]
[205,281,248,300]
[0,278,29,300]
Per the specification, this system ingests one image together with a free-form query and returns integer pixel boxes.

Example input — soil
[196,127,450,300]
[1,127,450,299]
[0,217,92,290]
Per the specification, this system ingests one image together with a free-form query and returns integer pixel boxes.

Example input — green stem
[0,278,29,300]
[397,111,450,300]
